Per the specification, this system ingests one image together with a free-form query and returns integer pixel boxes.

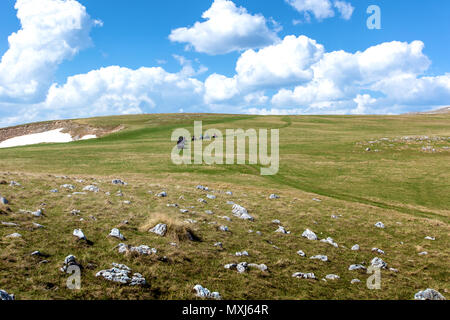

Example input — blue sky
[0,0,449,127]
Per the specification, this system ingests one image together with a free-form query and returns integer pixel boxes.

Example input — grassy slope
[0,113,449,300]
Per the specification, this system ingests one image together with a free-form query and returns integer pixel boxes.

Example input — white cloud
[0,0,98,103]
[286,0,354,21]
[204,35,324,103]
[334,1,354,20]
[39,66,205,119]
[169,0,279,55]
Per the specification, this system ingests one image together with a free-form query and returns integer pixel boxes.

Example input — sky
[0,0,449,127]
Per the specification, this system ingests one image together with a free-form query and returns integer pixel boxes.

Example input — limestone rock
[414,289,446,300]
[149,223,167,236]
[302,229,318,240]
[193,284,221,300]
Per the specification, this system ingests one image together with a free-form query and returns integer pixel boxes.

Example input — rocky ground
[0,172,447,300]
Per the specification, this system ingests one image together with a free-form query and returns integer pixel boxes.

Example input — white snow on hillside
[0,128,96,149]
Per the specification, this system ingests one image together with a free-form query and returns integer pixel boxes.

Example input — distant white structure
[0,128,96,149]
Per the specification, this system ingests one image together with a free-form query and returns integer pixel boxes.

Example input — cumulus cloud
[0,0,98,103]
[205,35,324,103]
[169,0,279,55]
[286,0,354,21]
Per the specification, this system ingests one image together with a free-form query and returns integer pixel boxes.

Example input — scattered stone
[248,263,268,272]
[225,191,233,195]
[0,289,14,300]
[83,185,99,192]
[60,184,75,190]
[292,272,316,279]
[349,264,366,271]
[112,179,127,185]
[371,257,388,269]
[10,181,21,187]
[302,229,318,240]
[157,191,167,197]
[109,228,125,240]
[1,222,18,227]
[180,209,189,214]
[50,189,59,193]
[418,251,428,256]
[235,251,249,257]
[73,229,86,240]
[275,226,291,234]
[0,197,8,205]
[117,243,156,255]
[389,268,399,273]
[6,233,21,238]
[214,242,223,248]
[414,289,446,300]
[312,198,321,202]
[167,203,178,208]
[206,194,216,200]
[96,263,146,286]
[226,201,235,205]
[205,210,213,215]
[297,250,306,257]
[372,248,385,255]
[32,222,45,228]
[149,223,167,236]
[231,204,254,221]
[236,262,248,273]
[71,209,81,216]
[269,194,280,199]
[325,274,340,280]
[424,236,435,241]
[374,222,385,229]
[224,263,237,269]
[123,200,131,205]
[351,244,360,251]
[219,225,229,232]
[31,251,42,256]
[272,219,281,224]
[310,255,328,262]
[196,185,209,191]
[198,198,207,203]
[60,255,81,273]
[351,279,361,284]
[321,237,338,248]
[193,284,221,300]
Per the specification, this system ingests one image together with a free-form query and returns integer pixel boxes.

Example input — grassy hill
[0,113,449,300]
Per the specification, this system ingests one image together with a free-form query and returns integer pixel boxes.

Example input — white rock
[272,219,281,224]
[297,250,306,257]
[0,197,8,205]
[206,194,216,200]
[219,225,229,232]
[349,264,366,271]
[73,229,86,240]
[231,204,254,221]
[112,179,127,185]
[235,251,249,257]
[269,194,280,199]
[292,272,316,279]
[310,255,328,262]
[149,223,167,236]
[6,233,21,238]
[325,274,340,280]
[351,244,360,251]
[424,236,435,241]
[372,248,385,255]
[96,263,146,286]
[351,279,361,284]
[302,229,318,240]
[371,257,388,269]
[109,228,125,240]
[414,289,446,300]
[0,289,14,300]
[321,237,338,248]
[157,191,167,197]
[374,222,385,228]
[193,284,221,300]
[83,185,99,192]
[418,251,428,256]
[275,226,291,234]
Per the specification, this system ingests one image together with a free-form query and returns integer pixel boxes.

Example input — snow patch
[0,128,75,148]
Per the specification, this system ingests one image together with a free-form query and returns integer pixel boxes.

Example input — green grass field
[0,113,449,300]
